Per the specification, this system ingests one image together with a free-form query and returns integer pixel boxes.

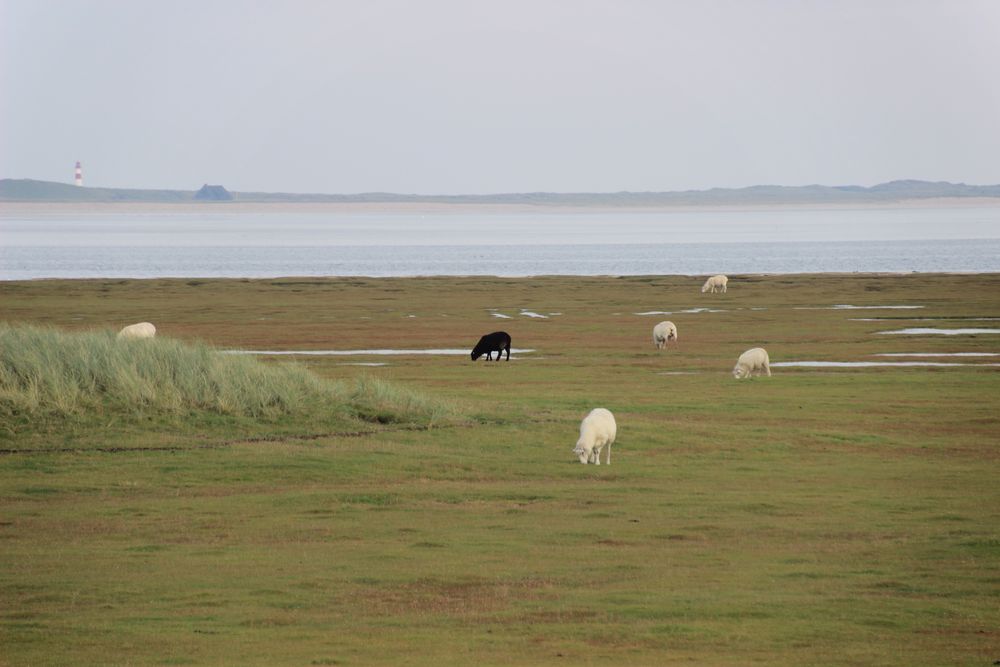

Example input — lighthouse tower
[74,162,83,187]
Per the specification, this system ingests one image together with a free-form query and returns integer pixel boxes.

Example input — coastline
[3,197,1000,216]
[4,270,1000,285]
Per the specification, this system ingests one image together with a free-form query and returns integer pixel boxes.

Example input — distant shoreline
[3,197,1000,216]
[3,177,1000,208]
[5,271,1000,285]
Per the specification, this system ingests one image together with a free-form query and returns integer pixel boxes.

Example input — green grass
[0,324,460,446]
[0,324,339,419]
[0,274,998,665]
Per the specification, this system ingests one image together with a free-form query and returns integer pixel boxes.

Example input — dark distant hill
[194,184,233,201]
[2,177,999,205]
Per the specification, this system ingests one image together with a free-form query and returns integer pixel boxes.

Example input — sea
[2,203,998,279]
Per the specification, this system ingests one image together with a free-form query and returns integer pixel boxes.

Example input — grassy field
[1,273,999,666]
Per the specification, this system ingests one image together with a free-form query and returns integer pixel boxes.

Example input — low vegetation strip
[0,324,458,437]
[0,422,451,455]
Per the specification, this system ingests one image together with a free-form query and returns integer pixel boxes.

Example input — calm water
[2,204,998,278]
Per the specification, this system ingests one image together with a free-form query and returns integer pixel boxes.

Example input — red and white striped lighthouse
[74,161,83,186]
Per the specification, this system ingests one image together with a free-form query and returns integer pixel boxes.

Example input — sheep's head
[733,365,747,379]
[573,443,590,464]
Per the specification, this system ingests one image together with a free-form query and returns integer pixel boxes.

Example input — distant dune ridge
[193,184,234,201]
[1,177,999,205]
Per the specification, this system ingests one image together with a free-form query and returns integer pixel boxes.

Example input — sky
[2,1,999,195]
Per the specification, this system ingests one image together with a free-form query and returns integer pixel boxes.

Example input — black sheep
[471,331,511,361]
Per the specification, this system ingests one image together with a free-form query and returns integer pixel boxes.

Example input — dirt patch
[357,577,553,616]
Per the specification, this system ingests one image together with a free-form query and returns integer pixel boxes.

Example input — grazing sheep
[701,274,728,293]
[471,331,511,361]
[117,322,156,339]
[652,321,678,349]
[573,408,617,465]
[733,347,771,379]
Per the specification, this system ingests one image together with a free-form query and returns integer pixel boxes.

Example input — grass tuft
[348,374,459,426]
[0,324,456,435]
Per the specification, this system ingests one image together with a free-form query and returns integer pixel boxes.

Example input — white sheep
[652,321,678,349]
[117,322,156,339]
[701,274,728,293]
[733,347,771,379]
[573,408,617,465]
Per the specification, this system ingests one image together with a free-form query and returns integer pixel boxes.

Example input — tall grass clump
[349,374,460,426]
[0,325,455,432]
[0,324,342,423]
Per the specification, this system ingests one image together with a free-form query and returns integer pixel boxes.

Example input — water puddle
[491,313,513,319]
[339,362,390,366]
[877,328,1000,336]
[772,361,1000,368]
[223,348,536,356]
[873,352,999,357]
[796,305,924,310]
[851,317,1000,322]
[635,308,726,315]
[520,310,548,319]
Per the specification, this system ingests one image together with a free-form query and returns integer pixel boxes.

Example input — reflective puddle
[874,352,999,357]
[877,328,1000,335]
[772,361,1000,368]
[487,309,561,319]
[635,308,726,315]
[851,317,1000,322]
[224,348,536,356]
[796,304,924,310]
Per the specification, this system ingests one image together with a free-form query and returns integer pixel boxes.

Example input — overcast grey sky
[2,1,998,194]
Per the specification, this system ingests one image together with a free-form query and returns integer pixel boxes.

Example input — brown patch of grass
[357,578,554,616]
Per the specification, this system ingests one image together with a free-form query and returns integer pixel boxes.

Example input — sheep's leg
[505,345,510,361]
[765,363,771,377]
[606,442,612,466]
